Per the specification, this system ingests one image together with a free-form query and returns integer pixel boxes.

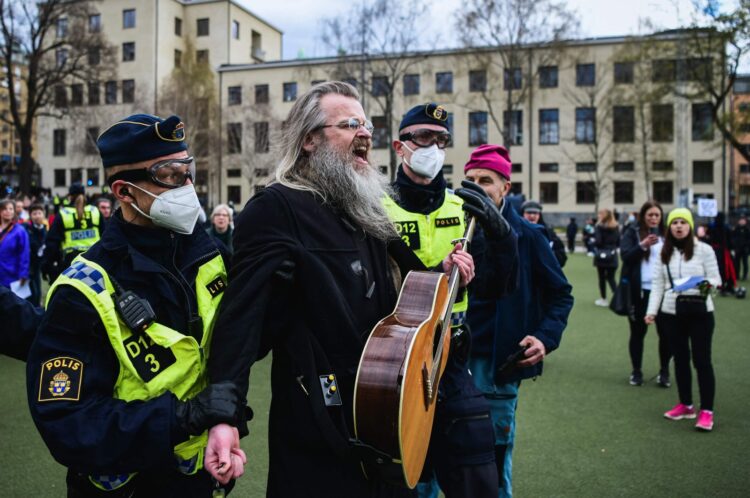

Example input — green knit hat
[666,208,694,231]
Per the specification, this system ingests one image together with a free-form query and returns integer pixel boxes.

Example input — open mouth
[353,145,369,166]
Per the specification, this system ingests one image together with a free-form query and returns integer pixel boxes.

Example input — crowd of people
[0,80,741,497]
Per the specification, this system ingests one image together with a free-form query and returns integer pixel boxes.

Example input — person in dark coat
[731,215,749,281]
[205,82,475,497]
[1,285,43,361]
[619,200,671,387]
[25,203,48,305]
[206,203,234,255]
[521,200,567,268]
[566,217,578,254]
[706,211,736,293]
[594,209,620,306]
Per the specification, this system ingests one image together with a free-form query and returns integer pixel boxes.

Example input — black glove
[175,381,243,436]
[455,180,510,239]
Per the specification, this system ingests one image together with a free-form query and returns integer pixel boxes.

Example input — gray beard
[302,142,397,241]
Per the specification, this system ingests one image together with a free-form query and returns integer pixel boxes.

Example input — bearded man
[205,82,474,497]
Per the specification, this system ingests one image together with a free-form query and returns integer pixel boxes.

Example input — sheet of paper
[672,275,705,292]
[10,279,31,299]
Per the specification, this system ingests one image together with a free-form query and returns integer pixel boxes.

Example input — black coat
[732,224,750,255]
[619,224,648,305]
[0,285,43,361]
[594,225,620,268]
[209,185,415,498]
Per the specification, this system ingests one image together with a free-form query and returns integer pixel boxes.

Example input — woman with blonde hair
[645,208,721,431]
[593,208,620,306]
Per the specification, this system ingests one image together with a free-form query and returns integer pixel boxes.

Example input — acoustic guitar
[353,217,476,488]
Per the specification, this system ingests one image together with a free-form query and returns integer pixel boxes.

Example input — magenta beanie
[464,144,512,180]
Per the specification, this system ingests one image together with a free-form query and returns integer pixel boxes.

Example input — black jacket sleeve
[470,225,518,300]
[0,286,43,361]
[620,225,644,265]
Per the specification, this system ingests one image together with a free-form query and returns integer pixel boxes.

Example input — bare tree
[0,0,115,194]
[454,0,579,151]
[320,0,434,179]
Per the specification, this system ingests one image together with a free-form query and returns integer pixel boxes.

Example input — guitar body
[353,270,451,488]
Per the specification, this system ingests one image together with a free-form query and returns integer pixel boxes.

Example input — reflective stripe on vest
[60,206,101,255]
[383,192,468,322]
[48,253,227,489]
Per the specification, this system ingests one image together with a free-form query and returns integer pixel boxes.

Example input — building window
[576,162,596,172]
[88,82,100,105]
[442,164,453,175]
[379,165,389,176]
[653,161,673,171]
[575,107,596,143]
[614,62,634,84]
[122,42,135,62]
[342,77,357,89]
[56,48,68,67]
[445,113,454,138]
[85,127,99,155]
[53,129,66,156]
[468,111,488,146]
[232,20,240,40]
[54,85,67,107]
[123,9,136,29]
[70,168,82,184]
[652,59,675,82]
[54,169,66,187]
[283,82,297,102]
[88,14,101,33]
[539,162,559,173]
[174,49,182,68]
[403,74,420,95]
[740,163,750,174]
[255,168,269,177]
[88,47,100,66]
[196,50,209,64]
[539,109,559,145]
[469,70,487,92]
[504,67,522,90]
[227,123,242,154]
[576,63,595,86]
[254,122,269,153]
[653,181,673,203]
[227,169,241,178]
[576,181,595,203]
[371,76,388,97]
[86,168,99,187]
[122,79,135,103]
[512,163,523,173]
[614,181,634,204]
[652,104,673,142]
[175,17,182,36]
[692,103,713,141]
[251,31,263,60]
[227,185,241,205]
[105,81,117,104]
[436,72,453,93]
[503,110,523,145]
[371,116,388,149]
[693,160,713,183]
[614,161,634,172]
[56,17,68,38]
[71,84,83,106]
[228,86,242,105]
[540,182,558,203]
[197,18,209,37]
[539,65,558,88]
[510,183,523,195]
[613,106,635,143]
[255,84,269,104]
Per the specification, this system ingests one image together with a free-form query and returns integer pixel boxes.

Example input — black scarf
[392,165,446,214]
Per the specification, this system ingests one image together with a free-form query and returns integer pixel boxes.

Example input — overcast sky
[240,0,708,60]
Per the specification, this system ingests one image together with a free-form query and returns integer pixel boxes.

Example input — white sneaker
[594,298,608,307]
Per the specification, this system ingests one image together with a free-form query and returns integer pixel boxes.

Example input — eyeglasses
[399,129,452,149]
[316,117,374,134]
[107,157,196,188]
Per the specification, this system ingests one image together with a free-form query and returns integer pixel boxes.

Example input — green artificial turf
[1,253,748,496]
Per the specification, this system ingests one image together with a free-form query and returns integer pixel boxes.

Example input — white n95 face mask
[126,182,202,234]
[403,143,446,180]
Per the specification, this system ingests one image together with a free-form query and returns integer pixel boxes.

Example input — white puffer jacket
[646,239,722,316]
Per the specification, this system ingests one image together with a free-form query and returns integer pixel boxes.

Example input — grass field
[1,253,749,497]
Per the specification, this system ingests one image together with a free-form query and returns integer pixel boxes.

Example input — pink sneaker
[695,410,714,431]
[664,403,696,420]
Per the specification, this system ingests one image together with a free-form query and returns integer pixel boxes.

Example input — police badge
[38,356,83,402]
[49,371,71,397]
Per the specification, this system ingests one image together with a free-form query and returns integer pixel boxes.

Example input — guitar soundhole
[431,321,443,358]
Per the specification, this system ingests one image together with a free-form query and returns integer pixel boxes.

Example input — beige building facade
[730,75,750,209]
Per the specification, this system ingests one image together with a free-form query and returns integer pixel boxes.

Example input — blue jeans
[468,356,520,498]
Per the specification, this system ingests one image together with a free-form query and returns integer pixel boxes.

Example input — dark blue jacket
[0,285,43,361]
[26,210,225,475]
[468,200,573,382]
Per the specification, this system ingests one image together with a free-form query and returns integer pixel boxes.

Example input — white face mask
[126,182,202,234]
[403,143,445,180]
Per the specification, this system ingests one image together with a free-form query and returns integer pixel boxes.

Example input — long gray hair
[275,81,359,191]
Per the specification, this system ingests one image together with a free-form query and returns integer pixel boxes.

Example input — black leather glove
[455,180,510,239]
[175,381,242,436]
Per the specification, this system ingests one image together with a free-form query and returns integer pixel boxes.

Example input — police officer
[27,114,244,497]
[42,182,102,282]
[388,103,517,498]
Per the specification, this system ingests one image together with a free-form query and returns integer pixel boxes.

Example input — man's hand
[442,242,475,286]
[516,335,545,367]
[205,424,247,485]
[455,180,510,239]
[644,314,656,325]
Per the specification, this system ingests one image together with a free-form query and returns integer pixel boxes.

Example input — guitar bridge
[422,362,433,406]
